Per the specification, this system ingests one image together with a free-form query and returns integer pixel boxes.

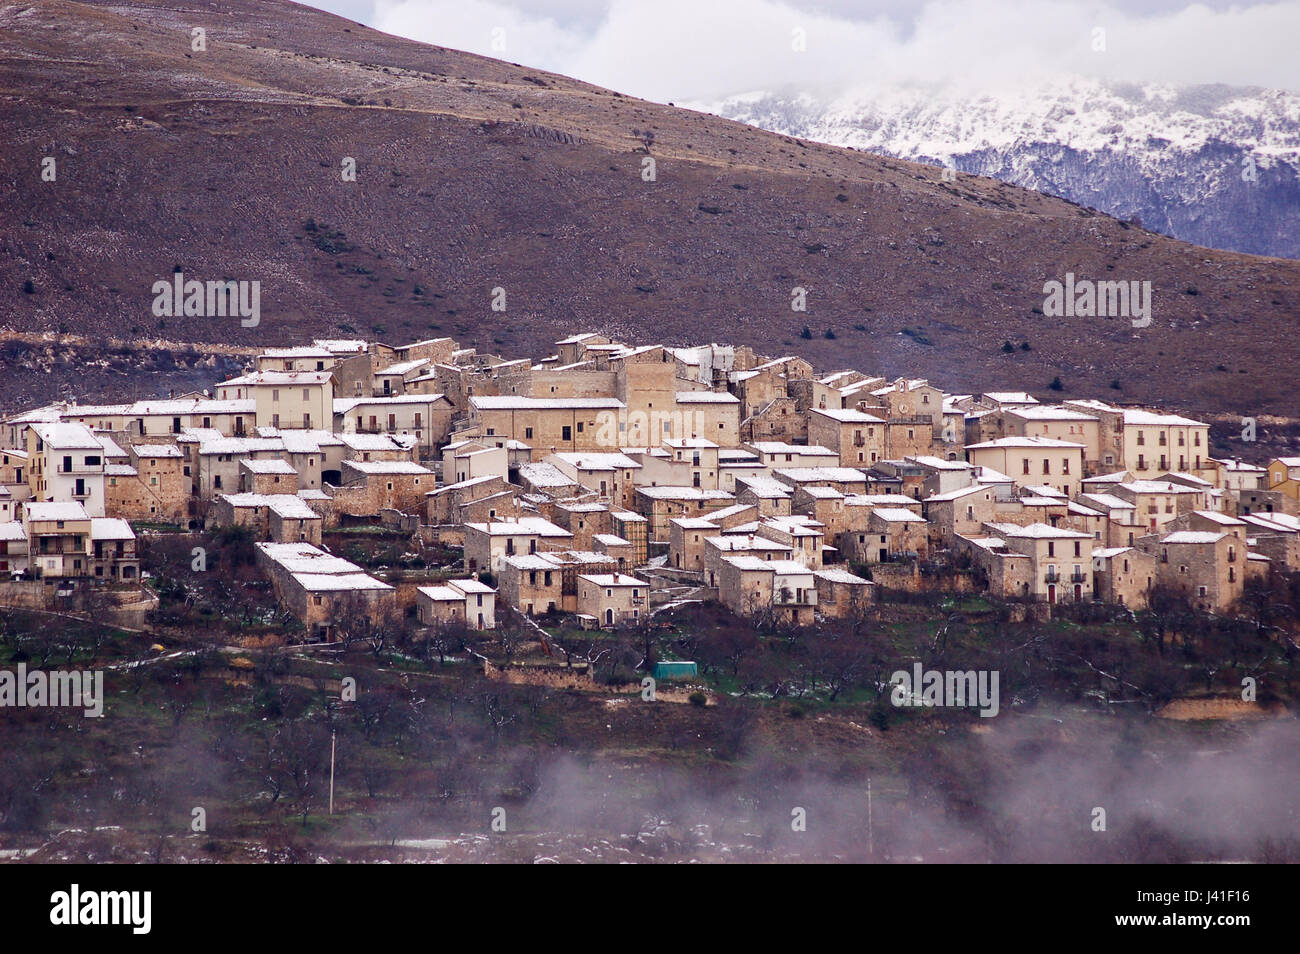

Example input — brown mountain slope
[1,0,1297,415]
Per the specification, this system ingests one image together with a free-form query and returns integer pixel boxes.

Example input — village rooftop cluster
[2,332,1298,637]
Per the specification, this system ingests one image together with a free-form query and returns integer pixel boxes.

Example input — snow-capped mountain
[690,77,1300,260]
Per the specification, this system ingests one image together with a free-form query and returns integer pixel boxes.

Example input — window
[1042,459,1050,474]
[303,388,310,401]
[1062,459,1070,474]
[562,426,572,441]
[1047,542,1055,557]
[525,427,533,440]
[84,455,101,466]
[577,422,584,433]
[272,389,280,402]
[1023,459,1031,475]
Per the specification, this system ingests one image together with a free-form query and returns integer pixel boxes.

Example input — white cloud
[325,0,1300,98]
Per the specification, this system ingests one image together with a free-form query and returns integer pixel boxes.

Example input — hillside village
[2,332,1298,643]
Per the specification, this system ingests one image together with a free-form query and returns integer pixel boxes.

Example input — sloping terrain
[1,0,1298,415]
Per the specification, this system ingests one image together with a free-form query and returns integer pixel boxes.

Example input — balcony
[1044,570,1060,583]
[1070,571,1086,583]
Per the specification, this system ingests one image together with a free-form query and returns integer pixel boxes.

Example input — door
[1047,584,1057,604]
[1073,584,1082,602]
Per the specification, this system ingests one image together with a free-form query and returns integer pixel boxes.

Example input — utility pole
[867,776,873,859]
[329,729,336,816]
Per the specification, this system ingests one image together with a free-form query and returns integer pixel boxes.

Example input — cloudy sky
[305,0,1300,100]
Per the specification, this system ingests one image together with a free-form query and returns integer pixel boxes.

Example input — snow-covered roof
[1161,531,1227,545]
[966,436,1086,450]
[1007,405,1098,421]
[342,461,432,475]
[518,462,577,488]
[871,507,926,522]
[291,572,392,592]
[674,391,738,404]
[1122,409,1207,428]
[466,517,572,537]
[25,502,89,522]
[811,407,886,423]
[774,467,868,483]
[636,486,733,501]
[89,518,134,541]
[995,522,1090,539]
[375,358,430,377]
[31,421,102,450]
[131,444,183,459]
[241,458,297,474]
[471,396,623,410]
[983,391,1039,405]
[549,451,641,470]
[814,568,872,585]
[336,394,448,414]
[579,573,649,587]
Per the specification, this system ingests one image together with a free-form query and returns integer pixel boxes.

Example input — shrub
[799,326,813,340]
[1001,341,1015,353]
[1048,376,1064,391]
[689,691,708,707]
